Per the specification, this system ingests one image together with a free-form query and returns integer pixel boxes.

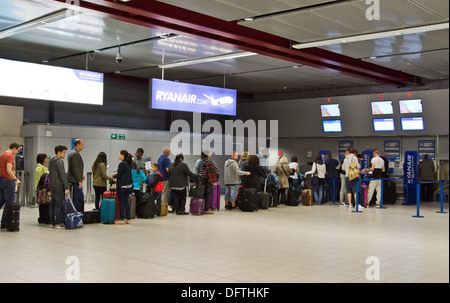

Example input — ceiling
[0,0,448,98]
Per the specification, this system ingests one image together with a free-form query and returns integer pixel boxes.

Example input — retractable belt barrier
[412,180,449,218]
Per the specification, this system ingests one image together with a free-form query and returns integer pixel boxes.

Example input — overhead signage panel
[150,79,237,116]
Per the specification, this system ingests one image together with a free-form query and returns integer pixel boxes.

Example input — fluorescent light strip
[159,51,257,69]
[0,8,80,39]
[292,22,449,49]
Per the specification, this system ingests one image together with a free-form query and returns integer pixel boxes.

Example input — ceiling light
[158,51,257,69]
[244,17,255,22]
[0,8,80,39]
[292,22,449,49]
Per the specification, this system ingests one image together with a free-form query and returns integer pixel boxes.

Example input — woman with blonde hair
[274,156,291,206]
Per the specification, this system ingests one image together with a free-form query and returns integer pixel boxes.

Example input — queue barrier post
[437,180,448,214]
[412,182,424,218]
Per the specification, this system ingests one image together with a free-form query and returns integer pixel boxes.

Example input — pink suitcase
[190,197,205,216]
[211,184,221,210]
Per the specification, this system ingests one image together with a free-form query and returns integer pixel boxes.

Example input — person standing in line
[339,149,350,206]
[288,156,300,190]
[169,154,199,215]
[325,153,340,202]
[114,150,133,225]
[134,148,147,177]
[197,151,220,214]
[158,147,171,210]
[224,151,250,210]
[147,163,164,217]
[48,145,70,229]
[366,149,385,208]
[343,148,360,208]
[35,153,50,191]
[67,139,85,213]
[0,143,22,229]
[305,155,327,205]
[274,156,292,206]
[92,152,114,210]
[131,161,147,208]
[418,154,436,202]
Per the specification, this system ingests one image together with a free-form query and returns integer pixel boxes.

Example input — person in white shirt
[305,155,327,204]
[367,149,385,207]
[288,156,300,190]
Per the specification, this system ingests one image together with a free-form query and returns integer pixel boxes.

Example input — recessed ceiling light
[244,17,254,22]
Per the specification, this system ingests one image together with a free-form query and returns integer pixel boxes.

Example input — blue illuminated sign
[151,79,237,116]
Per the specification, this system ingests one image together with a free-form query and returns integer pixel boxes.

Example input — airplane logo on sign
[203,94,234,107]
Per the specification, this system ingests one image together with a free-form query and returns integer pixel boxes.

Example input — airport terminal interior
[0,0,449,285]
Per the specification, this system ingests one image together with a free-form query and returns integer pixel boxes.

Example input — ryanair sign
[150,79,237,116]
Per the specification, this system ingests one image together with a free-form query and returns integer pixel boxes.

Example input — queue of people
[0,139,439,230]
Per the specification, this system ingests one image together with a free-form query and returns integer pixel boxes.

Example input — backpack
[204,161,219,183]
[348,160,359,181]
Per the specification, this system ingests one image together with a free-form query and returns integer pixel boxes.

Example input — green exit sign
[111,134,126,140]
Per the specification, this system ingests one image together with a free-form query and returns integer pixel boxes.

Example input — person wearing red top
[0,142,22,229]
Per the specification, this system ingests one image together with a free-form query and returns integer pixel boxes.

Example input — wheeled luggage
[287,188,301,206]
[238,188,258,212]
[129,193,137,219]
[266,182,278,207]
[103,191,120,220]
[137,192,156,219]
[211,184,221,210]
[100,198,115,224]
[301,189,313,206]
[359,184,369,208]
[4,203,20,232]
[257,179,270,209]
[190,197,205,216]
[383,180,396,204]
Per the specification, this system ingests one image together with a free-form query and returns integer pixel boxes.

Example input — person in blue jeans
[305,155,327,205]
[0,143,22,229]
[114,150,133,225]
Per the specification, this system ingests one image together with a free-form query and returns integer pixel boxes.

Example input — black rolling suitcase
[383,180,396,204]
[238,188,259,212]
[257,179,270,209]
[5,203,20,232]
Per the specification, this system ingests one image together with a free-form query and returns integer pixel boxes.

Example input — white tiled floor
[0,199,448,283]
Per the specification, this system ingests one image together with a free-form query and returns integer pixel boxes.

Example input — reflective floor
[0,199,448,283]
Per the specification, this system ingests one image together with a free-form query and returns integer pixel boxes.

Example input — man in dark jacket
[197,151,220,214]
[67,139,85,212]
[418,154,436,202]
[325,153,340,203]
[49,145,70,228]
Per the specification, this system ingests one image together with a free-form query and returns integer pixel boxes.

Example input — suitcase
[266,182,278,207]
[83,210,100,224]
[211,184,221,210]
[129,193,137,219]
[100,198,115,224]
[238,188,258,212]
[257,179,270,209]
[383,180,396,204]
[160,202,169,216]
[4,203,20,232]
[301,189,313,206]
[359,184,369,208]
[137,192,156,219]
[287,188,301,206]
[103,191,120,220]
[38,204,50,224]
[190,197,205,216]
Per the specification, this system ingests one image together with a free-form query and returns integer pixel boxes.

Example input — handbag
[310,163,320,187]
[189,182,205,199]
[36,188,51,205]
